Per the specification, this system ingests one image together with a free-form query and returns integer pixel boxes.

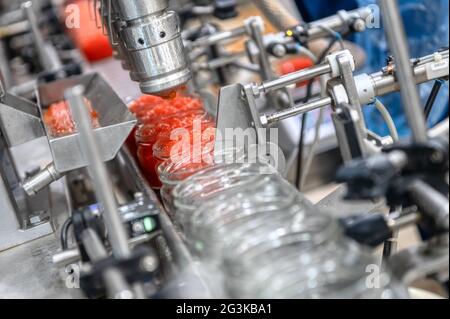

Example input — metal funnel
[36,73,136,173]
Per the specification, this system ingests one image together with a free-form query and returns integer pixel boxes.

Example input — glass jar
[136,109,211,188]
[187,175,303,259]
[158,144,247,213]
[176,172,407,299]
[127,93,205,158]
[172,162,278,231]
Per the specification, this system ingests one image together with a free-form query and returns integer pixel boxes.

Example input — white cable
[300,107,325,190]
[298,46,318,63]
[374,99,400,141]
[299,74,330,189]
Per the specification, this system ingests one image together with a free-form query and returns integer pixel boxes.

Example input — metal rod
[21,1,54,71]
[189,26,247,49]
[300,7,373,41]
[258,64,331,95]
[379,0,428,143]
[81,229,133,299]
[22,163,63,196]
[65,85,131,260]
[52,233,160,268]
[248,18,274,81]
[262,96,332,125]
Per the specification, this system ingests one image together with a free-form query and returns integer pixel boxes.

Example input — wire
[300,107,325,189]
[424,80,444,120]
[374,99,399,142]
[60,217,73,250]
[297,45,318,63]
[317,25,345,50]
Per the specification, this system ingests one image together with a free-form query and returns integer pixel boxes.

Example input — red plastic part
[64,0,113,62]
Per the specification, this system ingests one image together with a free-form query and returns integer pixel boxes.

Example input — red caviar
[44,98,99,137]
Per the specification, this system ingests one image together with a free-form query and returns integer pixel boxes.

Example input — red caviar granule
[44,98,99,137]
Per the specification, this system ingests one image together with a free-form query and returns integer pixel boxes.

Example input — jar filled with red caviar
[136,109,212,188]
[152,119,216,167]
[126,94,205,157]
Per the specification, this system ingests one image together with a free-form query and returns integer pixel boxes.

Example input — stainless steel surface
[0,116,54,252]
[109,0,191,95]
[379,0,428,143]
[336,52,367,138]
[356,50,449,105]
[22,162,62,196]
[262,96,332,125]
[0,93,44,147]
[258,64,331,95]
[261,50,449,127]
[247,17,273,82]
[0,137,75,298]
[0,41,13,92]
[21,1,59,72]
[216,83,266,145]
[188,26,247,49]
[66,85,131,260]
[295,7,373,41]
[315,184,386,217]
[37,73,136,173]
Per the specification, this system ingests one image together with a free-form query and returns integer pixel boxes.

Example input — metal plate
[36,73,136,173]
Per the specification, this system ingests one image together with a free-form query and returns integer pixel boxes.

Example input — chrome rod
[379,0,428,143]
[258,64,332,95]
[262,96,332,125]
[65,85,131,260]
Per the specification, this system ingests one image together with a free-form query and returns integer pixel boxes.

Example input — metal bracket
[388,236,449,286]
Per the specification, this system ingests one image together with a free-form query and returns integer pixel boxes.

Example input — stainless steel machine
[0,0,448,299]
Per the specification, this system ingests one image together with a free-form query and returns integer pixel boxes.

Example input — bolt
[132,222,145,234]
[140,255,158,273]
[134,192,145,201]
[30,214,42,225]
[352,18,366,33]
[272,44,287,58]
[430,151,444,164]
[260,114,269,127]
[250,84,261,98]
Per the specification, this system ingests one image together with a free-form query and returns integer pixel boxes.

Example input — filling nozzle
[110,0,191,96]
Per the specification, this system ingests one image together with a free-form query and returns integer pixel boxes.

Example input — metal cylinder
[65,85,131,260]
[262,96,332,125]
[113,0,191,95]
[355,50,449,105]
[22,163,62,196]
[189,26,247,49]
[258,63,332,95]
[300,7,373,41]
[379,0,428,143]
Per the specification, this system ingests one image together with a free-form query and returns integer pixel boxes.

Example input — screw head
[132,222,145,234]
[430,151,444,164]
[140,255,158,273]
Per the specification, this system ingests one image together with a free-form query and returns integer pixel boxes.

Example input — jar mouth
[172,163,277,213]
[158,146,247,186]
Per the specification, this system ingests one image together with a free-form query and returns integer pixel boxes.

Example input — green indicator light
[143,217,155,232]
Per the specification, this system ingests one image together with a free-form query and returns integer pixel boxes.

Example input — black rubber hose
[424,80,444,120]
[60,217,73,250]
